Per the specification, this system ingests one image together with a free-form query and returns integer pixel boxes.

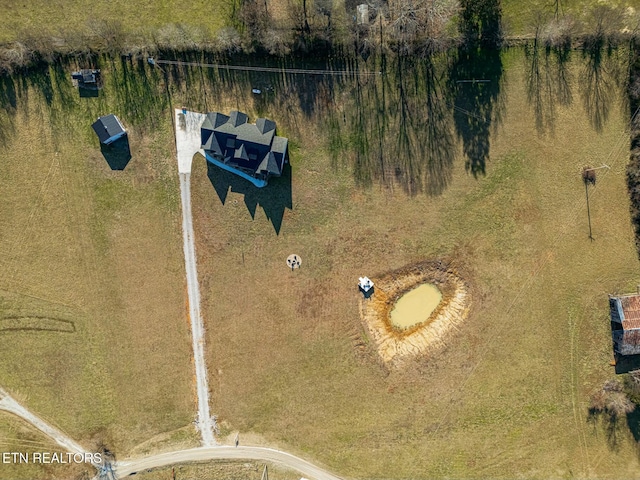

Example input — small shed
[92,115,126,145]
[71,69,101,88]
[610,290,640,356]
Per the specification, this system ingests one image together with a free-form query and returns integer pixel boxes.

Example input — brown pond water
[389,284,442,330]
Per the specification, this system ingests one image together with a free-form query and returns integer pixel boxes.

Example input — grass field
[0,41,639,480]
[177,47,640,478]
[133,459,301,480]
[503,0,640,36]
[0,59,197,478]
[2,0,640,46]
[0,0,229,43]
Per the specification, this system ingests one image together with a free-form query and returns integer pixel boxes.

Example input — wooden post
[585,181,594,241]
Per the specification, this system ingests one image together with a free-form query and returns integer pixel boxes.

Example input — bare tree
[388,0,459,54]
[238,0,270,46]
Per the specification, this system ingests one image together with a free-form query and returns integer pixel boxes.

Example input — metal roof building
[610,292,640,356]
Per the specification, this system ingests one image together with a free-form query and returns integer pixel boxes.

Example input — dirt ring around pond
[359,260,471,365]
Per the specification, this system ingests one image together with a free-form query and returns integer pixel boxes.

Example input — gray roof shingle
[201,110,288,181]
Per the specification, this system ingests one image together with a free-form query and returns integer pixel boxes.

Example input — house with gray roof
[201,110,288,188]
[92,114,126,145]
[610,291,640,356]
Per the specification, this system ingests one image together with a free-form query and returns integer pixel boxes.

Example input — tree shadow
[415,55,456,195]
[628,37,640,260]
[0,74,18,148]
[525,31,573,134]
[627,407,640,442]
[459,0,503,48]
[449,45,504,177]
[109,56,167,132]
[581,33,619,132]
[588,405,625,450]
[615,354,640,374]
[206,160,292,234]
[448,0,504,177]
[99,135,132,170]
[334,51,456,196]
[25,62,54,107]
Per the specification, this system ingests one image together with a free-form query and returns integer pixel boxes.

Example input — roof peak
[256,117,276,134]
[228,110,248,127]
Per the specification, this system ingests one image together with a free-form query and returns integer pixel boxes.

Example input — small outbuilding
[71,69,101,89]
[359,277,374,292]
[92,115,127,145]
[610,290,640,356]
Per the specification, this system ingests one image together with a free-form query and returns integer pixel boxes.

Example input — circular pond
[389,283,442,330]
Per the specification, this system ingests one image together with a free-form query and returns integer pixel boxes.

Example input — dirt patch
[359,260,471,365]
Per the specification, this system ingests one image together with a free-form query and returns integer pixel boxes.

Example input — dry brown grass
[0,412,91,480]
[0,59,195,476]
[185,48,640,479]
[0,0,228,43]
[132,459,301,480]
[1,45,640,480]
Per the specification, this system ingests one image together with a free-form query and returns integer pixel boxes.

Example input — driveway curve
[115,446,344,480]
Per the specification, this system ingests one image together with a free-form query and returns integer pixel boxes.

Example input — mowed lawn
[2,0,640,45]
[189,49,640,478]
[0,60,196,478]
[0,0,229,43]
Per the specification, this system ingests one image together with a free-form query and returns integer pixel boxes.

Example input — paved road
[115,446,344,480]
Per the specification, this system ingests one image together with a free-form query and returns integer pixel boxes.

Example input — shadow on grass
[330,51,456,196]
[615,354,640,374]
[0,74,18,147]
[100,135,132,170]
[79,86,99,98]
[449,45,504,177]
[206,161,292,234]
[627,407,640,442]
[587,406,626,450]
[448,0,504,177]
[109,55,167,132]
[525,33,573,134]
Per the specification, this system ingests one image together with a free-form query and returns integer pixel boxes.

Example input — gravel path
[0,387,96,464]
[174,109,215,446]
[0,108,344,480]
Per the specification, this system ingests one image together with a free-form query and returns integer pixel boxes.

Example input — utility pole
[582,164,610,241]
[585,180,594,241]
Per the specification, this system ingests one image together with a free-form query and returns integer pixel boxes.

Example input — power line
[151,58,382,76]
